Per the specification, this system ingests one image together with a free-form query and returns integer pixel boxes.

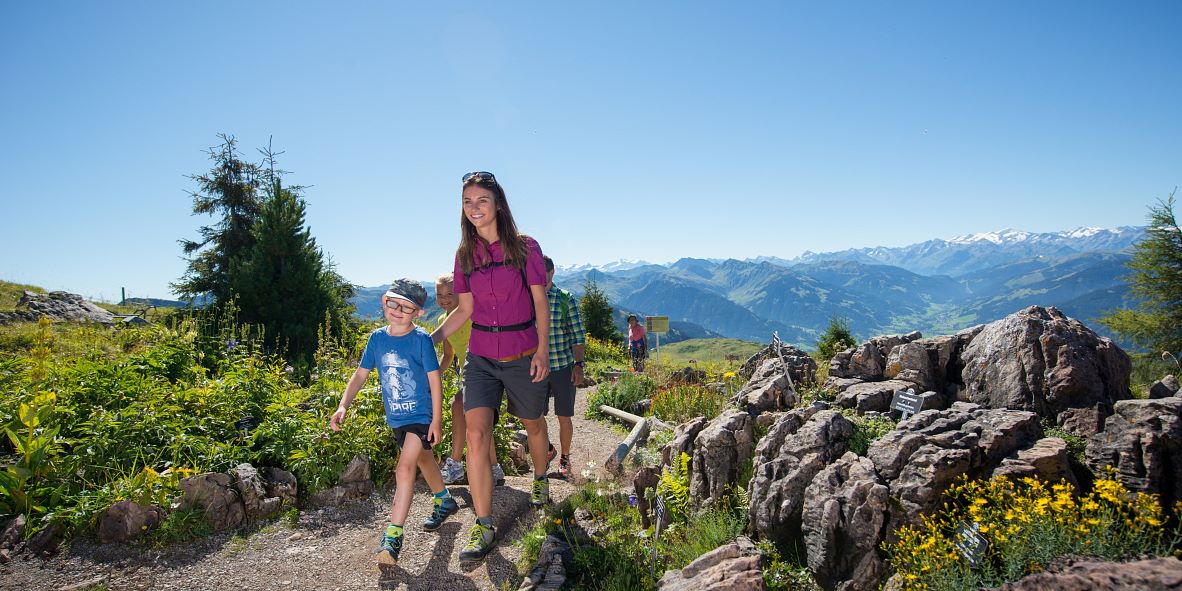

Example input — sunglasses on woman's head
[462,171,496,183]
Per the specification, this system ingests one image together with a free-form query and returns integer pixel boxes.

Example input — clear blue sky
[2,1,1179,301]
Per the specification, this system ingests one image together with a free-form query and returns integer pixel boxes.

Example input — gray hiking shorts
[462,353,548,420]
[546,365,577,417]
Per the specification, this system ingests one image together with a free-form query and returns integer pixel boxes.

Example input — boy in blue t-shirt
[330,278,457,566]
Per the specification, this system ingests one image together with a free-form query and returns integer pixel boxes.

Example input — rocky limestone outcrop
[518,534,575,591]
[8,290,116,324]
[867,404,1042,536]
[97,500,164,544]
[739,342,817,386]
[228,464,296,522]
[1150,375,1181,399]
[830,332,923,380]
[1086,397,1182,509]
[689,409,754,510]
[747,406,854,546]
[988,556,1182,590]
[733,358,799,416]
[657,536,765,591]
[803,453,889,591]
[991,436,1079,488]
[960,306,1130,438]
[310,455,375,506]
[833,380,916,415]
[662,416,709,467]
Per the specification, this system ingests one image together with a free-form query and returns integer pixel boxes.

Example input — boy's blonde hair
[436,272,454,287]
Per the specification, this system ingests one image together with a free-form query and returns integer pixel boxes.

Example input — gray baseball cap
[384,278,427,309]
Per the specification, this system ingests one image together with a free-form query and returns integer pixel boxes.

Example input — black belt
[472,319,535,333]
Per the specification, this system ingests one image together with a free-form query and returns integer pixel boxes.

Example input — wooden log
[606,417,650,476]
[599,404,673,432]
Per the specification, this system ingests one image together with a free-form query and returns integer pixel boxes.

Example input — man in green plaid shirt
[543,256,586,478]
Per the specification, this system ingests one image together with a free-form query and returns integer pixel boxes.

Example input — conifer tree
[816,315,856,359]
[580,278,621,342]
[1100,192,1182,353]
[173,134,263,304]
[230,149,354,364]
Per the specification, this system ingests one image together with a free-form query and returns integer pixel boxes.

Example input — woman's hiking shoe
[492,463,506,486]
[376,532,402,565]
[530,477,550,508]
[422,496,459,531]
[440,457,465,484]
[558,454,572,479]
[458,522,496,562]
[545,443,557,473]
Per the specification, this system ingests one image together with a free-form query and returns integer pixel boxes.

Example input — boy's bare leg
[450,395,467,462]
[418,447,445,493]
[520,416,550,476]
[464,407,495,516]
[389,435,424,525]
[558,415,573,456]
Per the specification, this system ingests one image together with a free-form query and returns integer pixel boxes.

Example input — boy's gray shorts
[546,366,577,417]
[462,353,548,420]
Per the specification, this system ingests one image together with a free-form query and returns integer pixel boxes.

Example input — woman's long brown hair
[456,175,530,276]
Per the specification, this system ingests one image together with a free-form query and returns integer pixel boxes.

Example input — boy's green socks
[385,523,404,538]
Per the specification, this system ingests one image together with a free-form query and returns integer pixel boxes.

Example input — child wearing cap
[330,278,457,566]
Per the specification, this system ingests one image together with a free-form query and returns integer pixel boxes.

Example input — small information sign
[891,388,923,421]
[954,521,989,568]
[646,316,669,335]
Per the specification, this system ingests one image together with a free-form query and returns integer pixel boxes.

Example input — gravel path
[2,385,628,591]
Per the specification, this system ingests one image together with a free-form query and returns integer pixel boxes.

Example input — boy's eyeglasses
[462,171,496,183]
[384,300,419,314]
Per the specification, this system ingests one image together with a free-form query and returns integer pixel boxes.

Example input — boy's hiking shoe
[558,454,572,479]
[530,477,550,508]
[492,463,506,486]
[376,532,403,565]
[422,495,459,531]
[459,522,496,562]
[441,457,465,484]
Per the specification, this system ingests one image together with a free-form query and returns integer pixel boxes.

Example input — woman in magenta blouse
[431,171,552,562]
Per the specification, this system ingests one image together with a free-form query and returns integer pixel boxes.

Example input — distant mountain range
[347,226,1144,347]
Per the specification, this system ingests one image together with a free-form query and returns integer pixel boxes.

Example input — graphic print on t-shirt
[381,352,418,416]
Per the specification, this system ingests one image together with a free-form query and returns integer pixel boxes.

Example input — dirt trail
[2,385,628,591]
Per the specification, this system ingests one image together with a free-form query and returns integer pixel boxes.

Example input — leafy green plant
[588,372,655,418]
[840,410,895,456]
[655,452,691,523]
[885,474,1182,590]
[3,317,62,522]
[650,383,727,424]
[815,316,856,360]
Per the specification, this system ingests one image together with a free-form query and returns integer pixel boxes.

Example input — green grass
[0,279,46,311]
[657,338,763,368]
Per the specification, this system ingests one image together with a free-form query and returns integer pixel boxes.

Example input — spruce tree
[173,134,263,304]
[1100,192,1182,353]
[230,167,353,364]
[580,279,621,342]
[816,315,856,359]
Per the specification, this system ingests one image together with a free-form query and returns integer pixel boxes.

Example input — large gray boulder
[309,455,375,507]
[1149,375,1181,399]
[97,500,163,543]
[733,358,799,416]
[15,290,116,324]
[803,453,889,591]
[988,556,1182,590]
[1086,397,1182,509]
[662,416,710,467]
[960,306,1131,438]
[867,404,1042,536]
[689,409,755,510]
[834,380,916,415]
[991,437,1078,488]
[174,473,245,531]
[747,407,853,546]
[739,342,817,386]
[658,536,765,591]
[228,464,296,522]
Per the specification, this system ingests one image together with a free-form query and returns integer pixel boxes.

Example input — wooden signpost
[646,316,669,366]
[891,388,923,421]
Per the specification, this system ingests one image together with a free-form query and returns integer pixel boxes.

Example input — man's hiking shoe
[558,454,572,479]
[530,477,550,508]
[459,522,496,562]
[492,463,506,486]
[376,532,403,565]
[422,496,458,531]
[441,457,465,484]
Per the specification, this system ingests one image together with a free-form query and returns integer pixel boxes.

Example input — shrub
[840,410,895,456]
[650,384,727,424]
[884,474,1182,590]
[815,316,856,360]
[587,372,655,418]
